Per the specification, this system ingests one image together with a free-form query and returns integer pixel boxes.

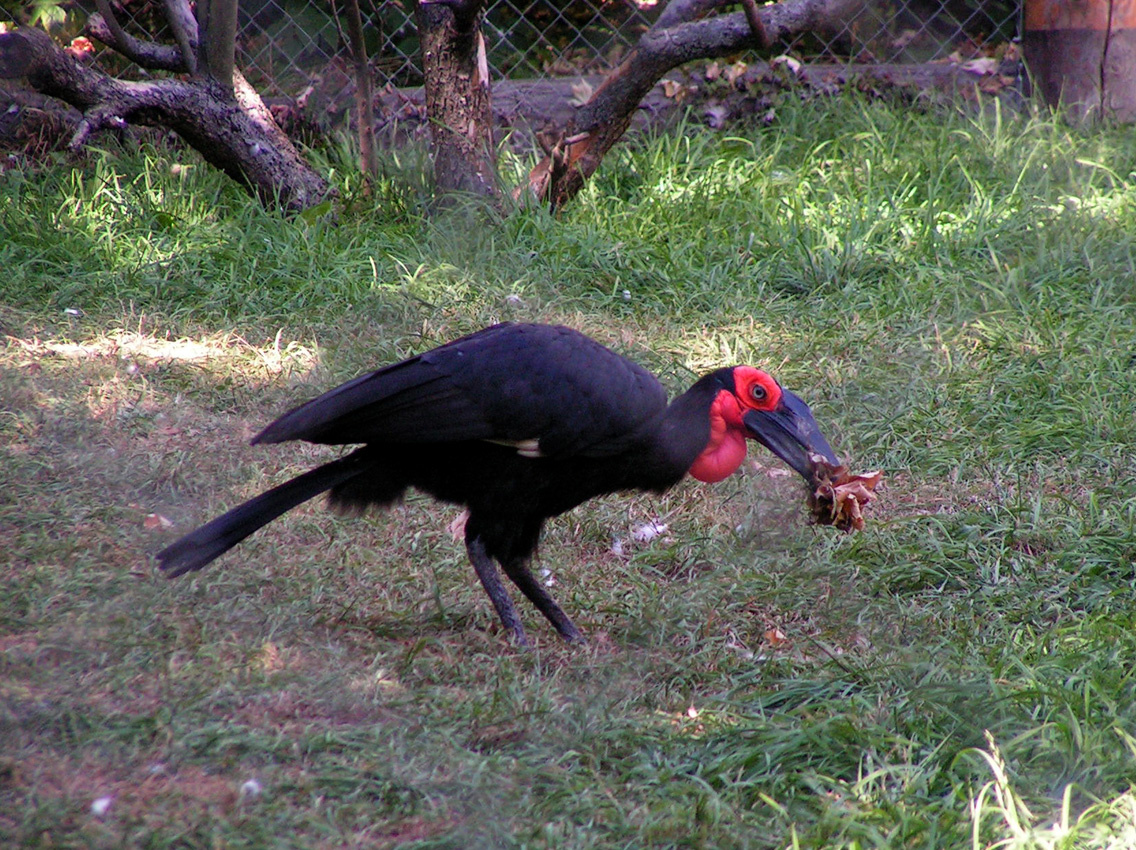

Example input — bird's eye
[750,384,767,402]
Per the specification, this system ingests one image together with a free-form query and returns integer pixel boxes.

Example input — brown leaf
[724,61,748,86]
[764,627,788,646]
[808,457,883,532]
[770,55,803,78]
[569,79,594,107]
[960,57,999,76]
[661,79,693,101]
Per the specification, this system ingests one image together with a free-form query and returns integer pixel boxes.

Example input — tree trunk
[0,2,332,214]
[342,0,378,182]
[416,0,497,199]
[1023,0,1136,124]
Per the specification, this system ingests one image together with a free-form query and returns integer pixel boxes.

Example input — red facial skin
[687,367,783,483]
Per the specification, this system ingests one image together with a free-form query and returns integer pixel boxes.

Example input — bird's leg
[466,535,530,647]
[500,558,586,645]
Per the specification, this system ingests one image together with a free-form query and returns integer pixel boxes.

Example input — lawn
[2,90,1136,848]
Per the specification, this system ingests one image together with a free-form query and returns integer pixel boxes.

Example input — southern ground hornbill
[157,322,840,645]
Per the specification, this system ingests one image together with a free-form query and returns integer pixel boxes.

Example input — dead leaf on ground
[569,78,593,107]
[661,79,694,101]
[764,627,788,647]
[960,57,999,76]
[724,61,748,85]
[770,55,803,78]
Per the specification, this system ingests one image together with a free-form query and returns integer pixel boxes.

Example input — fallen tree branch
[1,25,330,212]
[656,0,734,30]
[523,0,856,208]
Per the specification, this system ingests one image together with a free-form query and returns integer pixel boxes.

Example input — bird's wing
[253,324,669,457]
[457,324,669,458]
[253,326,507,445]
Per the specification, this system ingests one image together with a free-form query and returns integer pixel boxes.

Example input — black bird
[157,323,839,645]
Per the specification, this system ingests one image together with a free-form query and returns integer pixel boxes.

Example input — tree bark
[341,0,378,182]
[416,0,497,199]
[0,2,332,214]
[1023,0,1136,124]
[523,0,857,208]
[197,0,239,89]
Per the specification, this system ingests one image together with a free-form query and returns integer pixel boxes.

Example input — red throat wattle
[687,367,784,484]
[688,390,748,483]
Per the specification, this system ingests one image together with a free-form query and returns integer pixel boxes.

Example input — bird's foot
[507,624,532,648]
[555,621,587,646]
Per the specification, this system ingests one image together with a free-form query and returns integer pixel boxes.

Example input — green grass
[3,90,1136,848]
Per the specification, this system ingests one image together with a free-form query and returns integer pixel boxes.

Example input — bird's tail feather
[157,452,370,577]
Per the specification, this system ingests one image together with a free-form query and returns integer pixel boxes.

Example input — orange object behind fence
[1023,0,1136,123]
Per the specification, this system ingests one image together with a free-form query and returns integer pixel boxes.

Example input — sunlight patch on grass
[12,328,317,373]
[963,734,1136,850]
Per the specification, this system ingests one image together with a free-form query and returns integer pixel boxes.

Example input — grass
[3,89,1136,848]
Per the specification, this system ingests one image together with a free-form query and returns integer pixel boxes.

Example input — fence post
[1023,0,1136,123]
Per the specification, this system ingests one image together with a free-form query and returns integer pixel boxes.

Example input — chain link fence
[3,1,1021,97]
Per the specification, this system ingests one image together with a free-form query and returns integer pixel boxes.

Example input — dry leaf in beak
[808,456,883,532]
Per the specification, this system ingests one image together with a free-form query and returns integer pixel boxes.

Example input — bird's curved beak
[743,389,838,486]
